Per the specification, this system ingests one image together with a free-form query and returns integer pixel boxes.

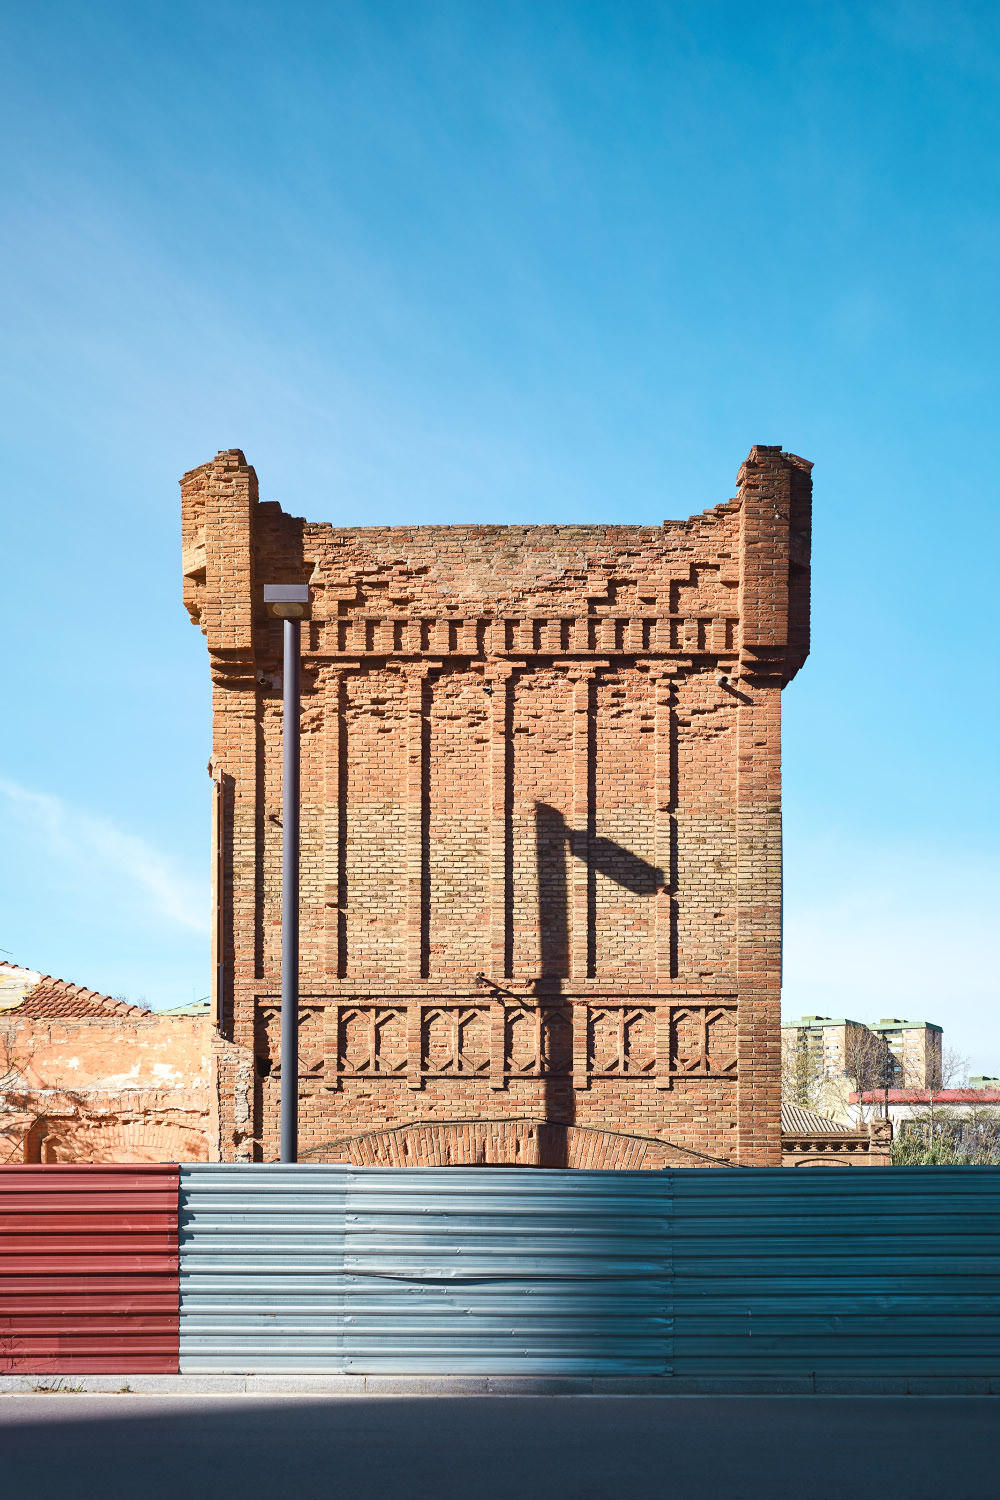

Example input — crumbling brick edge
[2,1374,998,1396]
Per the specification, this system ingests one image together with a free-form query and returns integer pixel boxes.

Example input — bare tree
[0,1046,32,1164]
[0,1025,30,1090]
[843,1025,895,1124]
[940,1046,970,1089]
[781,1029,827,1111]
[903,1044,968,1145]
[890,1046,994,1163]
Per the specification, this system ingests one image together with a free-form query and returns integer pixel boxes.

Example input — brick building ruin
[0,963,209,1164]
[182,444,811,1167]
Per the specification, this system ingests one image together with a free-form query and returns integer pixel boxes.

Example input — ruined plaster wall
[183,444,811,1167]
[0,1007,210,1163]
[7,1011,210,1094]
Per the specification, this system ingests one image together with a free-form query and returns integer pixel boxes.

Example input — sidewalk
[2,1373,998,1396]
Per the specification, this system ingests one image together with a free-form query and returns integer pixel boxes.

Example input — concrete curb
[1,1373,999,1396]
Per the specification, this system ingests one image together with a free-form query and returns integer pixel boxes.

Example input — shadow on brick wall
[534,803,662,1167]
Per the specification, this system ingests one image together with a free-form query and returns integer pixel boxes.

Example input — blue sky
[1,2,997,1071]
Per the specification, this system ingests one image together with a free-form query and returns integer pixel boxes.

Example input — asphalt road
[3,1394,998,1500]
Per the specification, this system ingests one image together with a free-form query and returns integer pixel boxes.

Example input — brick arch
[307,1117,729,1169]
[39,1118,208,1164]
[89,1120,208,1163]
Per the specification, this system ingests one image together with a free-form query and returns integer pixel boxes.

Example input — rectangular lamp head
[264,583,311,619]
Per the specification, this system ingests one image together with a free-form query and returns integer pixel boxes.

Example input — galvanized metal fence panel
[178,1166,672,1374]
[342,1169,672,1375]
[0,1165,179,1374]
[672,1167,1000,1375]
[178,1165,349,1372]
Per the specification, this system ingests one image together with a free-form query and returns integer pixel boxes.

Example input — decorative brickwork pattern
[182,444,811,1167]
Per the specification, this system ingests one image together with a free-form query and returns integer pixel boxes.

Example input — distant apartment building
[873,1018,944,1092]
[781,1014,942,1124]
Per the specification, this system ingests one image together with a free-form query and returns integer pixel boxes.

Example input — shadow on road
[3,1394,999,1500]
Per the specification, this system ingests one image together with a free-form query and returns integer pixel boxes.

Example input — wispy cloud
[0,776,209,934]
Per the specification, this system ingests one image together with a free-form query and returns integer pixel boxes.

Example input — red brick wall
[182,445,811,1166]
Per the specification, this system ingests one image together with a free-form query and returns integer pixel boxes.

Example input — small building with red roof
[849,1086,1000,1130]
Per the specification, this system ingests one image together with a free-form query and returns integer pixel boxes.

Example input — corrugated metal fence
[178,1167,671,1374]
[0,1165,179,1374]
[3,1165,999,1375]
[672,1168,1000,1376]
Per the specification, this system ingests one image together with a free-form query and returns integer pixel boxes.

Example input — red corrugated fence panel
[0,1165,180,1373]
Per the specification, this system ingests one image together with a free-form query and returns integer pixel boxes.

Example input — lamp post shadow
[533,803,662,1168]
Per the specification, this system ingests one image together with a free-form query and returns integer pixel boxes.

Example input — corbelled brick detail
[183,445,811,1167]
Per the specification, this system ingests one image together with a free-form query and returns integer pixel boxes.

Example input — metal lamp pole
[263,584,310,1163]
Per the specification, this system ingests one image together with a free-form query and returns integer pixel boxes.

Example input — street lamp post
[882,1033,894,1122]
[263,583,311,1163]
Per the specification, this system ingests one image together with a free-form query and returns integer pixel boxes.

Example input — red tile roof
[0,962,153,1019]
[853,1088,1000,1104]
